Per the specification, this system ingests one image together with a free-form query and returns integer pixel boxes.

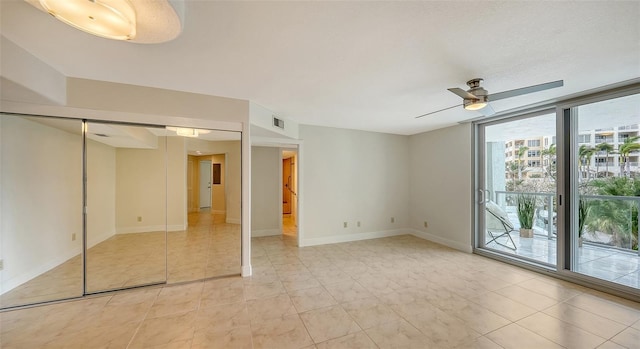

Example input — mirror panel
[0,114,83,308]
[85,122,167,293]
[167,128,242,283]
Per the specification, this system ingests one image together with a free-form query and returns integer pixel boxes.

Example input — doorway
[282,149,298,238]
[199,160,212,208]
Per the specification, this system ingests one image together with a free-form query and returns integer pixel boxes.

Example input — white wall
[251,146,281,236]
[408,123,473,252]
[86,139,116,247]
[116,136,186,233]
[299,125,410,246]
[0,116,82,293]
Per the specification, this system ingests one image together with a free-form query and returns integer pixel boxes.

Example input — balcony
[488,191,639,288]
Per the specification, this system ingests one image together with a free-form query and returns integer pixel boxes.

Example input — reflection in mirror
[166,128,242,283]
[85,122,168,293]
[1,114,83,309]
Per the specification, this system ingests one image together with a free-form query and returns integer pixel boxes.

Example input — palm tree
[578,145,595,182]
[541,144,556,181]
[516,146,529,180]
[618,136,640,177]
[595,142,614,178]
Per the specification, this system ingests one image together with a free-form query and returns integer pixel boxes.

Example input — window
[527,139,541,147]
[527,150,540,157]
[527,160,541,167]
[578,134,591,143]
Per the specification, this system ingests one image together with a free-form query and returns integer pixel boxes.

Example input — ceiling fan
[415,78,564,118]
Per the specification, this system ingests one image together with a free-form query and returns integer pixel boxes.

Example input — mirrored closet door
[0,114,84,308]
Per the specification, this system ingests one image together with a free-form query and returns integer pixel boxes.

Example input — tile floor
[2,234,640,348]
[486,232,640,289]
[1,211,240,309]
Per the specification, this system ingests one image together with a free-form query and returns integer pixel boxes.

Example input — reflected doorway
[282,149,298,239]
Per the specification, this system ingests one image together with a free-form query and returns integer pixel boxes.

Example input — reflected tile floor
[3,234,640,348]
[1,212,240,309]
[485,231,640,289]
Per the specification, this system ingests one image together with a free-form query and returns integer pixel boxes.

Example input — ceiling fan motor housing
[465,78,489,107]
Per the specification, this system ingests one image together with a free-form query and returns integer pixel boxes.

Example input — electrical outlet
[424,221,428,228]
[357,221,361,227]
[343,222,348,228]
[72,233,76,241]
[137,216,142,222]
[391,217,395,223]
[0,259,3,271]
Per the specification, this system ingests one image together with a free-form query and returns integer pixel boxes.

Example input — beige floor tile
[244,280,287,300]
[404,305,482,347]
[543,303,628,339]
[566,294,640,326]
[596,340,629,349]
[452,336,504,349]
[200,284,245,308]
[611,327,640,348]
[470,291,537,322]
[486,323,564,349]
[299,305,361,343]
[517,312,607,348]
[634,319,640,330]
[146,282,203,319]
[128,310,197,348]
[517,277,584,301]
[364,319,434,349]
[323,280,374,304]
[342,296,403,330]
[494,284,559,311]
[289,286,337,313]
[247,293,297,323]
[195,301,250,332]
[191,325,253,349]
[251,314,314,349]
[315,331,378,349]
[443,299,511,335]
[281,272,323,292]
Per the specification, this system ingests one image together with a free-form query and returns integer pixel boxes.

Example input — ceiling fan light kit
[416,78,564,119]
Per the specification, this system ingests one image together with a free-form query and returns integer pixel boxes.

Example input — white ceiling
[1,1,639,135]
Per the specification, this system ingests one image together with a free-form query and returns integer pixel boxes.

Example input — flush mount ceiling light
[166,127,211,138]
[39,0,137,40]
[27,0,183,43]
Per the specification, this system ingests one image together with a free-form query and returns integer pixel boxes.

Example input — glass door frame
[474,108,559,268]
[473,82,640,302]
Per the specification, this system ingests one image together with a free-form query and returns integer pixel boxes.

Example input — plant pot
[519,228,533,238]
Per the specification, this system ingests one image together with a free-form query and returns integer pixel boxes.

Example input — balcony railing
[492,191,640,255]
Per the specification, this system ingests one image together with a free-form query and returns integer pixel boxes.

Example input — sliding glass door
[477,111,558,267]
[476,89,639,295]
[567,93,640,289]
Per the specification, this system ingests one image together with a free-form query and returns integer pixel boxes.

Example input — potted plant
[578,198,591,247]
[517,194,536,238]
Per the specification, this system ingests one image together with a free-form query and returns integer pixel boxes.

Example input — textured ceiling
[1,1,639,135]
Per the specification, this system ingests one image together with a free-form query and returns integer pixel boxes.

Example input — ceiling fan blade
[490,80,564,101]
[448,87,478,100]
[414,104,461,118]
[479,103,495,117]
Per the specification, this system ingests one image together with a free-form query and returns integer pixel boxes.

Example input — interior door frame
[252,137,304,247]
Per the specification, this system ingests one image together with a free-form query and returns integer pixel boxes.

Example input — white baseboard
[226,218,241,224]
[252,229,280,237]
[117,224,186,234]
[1,248,79,294]
[300,229,406,247]
[409,229,473,253]
[242,265,252,277]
